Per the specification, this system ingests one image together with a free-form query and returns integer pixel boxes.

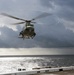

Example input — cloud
[0,23,74,48]
[40,0,74,21]
[0,0,74,48]
[35,23,74,47]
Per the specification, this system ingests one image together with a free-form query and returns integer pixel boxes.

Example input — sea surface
[0,55,74,73]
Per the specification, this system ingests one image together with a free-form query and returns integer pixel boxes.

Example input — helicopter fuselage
[19,22,36,39]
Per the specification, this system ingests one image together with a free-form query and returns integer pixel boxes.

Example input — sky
[0,0,74,55]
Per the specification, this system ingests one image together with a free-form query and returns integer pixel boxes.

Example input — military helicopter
[1,12,51,39]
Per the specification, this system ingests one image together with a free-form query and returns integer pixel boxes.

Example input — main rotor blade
[11,22,25,25]
[31,12,52,21]
[1,13,26,21]
[31,22,36,23]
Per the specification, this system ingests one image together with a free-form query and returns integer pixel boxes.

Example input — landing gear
[19,27,36,39]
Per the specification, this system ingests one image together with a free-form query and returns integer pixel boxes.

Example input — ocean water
[0,55,74,73]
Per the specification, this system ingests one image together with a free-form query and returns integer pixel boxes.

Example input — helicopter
[1,12,51,39]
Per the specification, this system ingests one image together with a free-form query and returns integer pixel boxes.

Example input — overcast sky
[0,0,74,55]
